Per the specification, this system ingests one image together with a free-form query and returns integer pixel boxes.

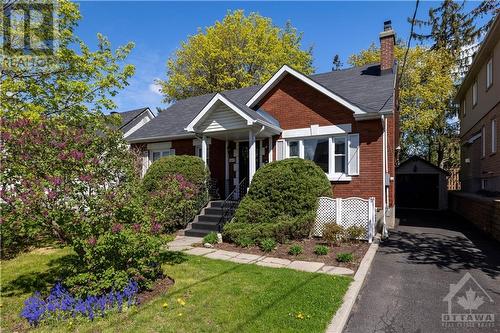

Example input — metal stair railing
[218,178,248,232]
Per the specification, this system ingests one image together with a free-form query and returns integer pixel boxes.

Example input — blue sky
[75,1,480,112]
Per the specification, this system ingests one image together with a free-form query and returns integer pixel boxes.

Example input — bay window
[278,133,359,181]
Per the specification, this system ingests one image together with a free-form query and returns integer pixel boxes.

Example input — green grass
[1,248,351,333]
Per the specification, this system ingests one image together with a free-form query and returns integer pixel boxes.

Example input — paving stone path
[167,236,354,275]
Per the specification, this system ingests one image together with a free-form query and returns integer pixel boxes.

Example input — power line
[398,0,420,86]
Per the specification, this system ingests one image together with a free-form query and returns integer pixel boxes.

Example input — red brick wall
[258,74,389,207]
[380,34,395,72]
[449,192,500,242]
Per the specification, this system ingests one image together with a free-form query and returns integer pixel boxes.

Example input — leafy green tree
[349,45,459,169]
[411,0,499,72]
[158,10,313,102]
[1,0,135,120]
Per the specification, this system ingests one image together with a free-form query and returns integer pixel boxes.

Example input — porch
[185,93,282,197]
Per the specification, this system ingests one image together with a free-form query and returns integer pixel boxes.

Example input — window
[481,126,485,158]
[288,141,300,157]
[492,119,497,154]
[151,149,175,162]
[333,137,346,174]
[486,57,493,89]
[472,80,478,106]
[461,98,466,117]
[304,138,329,173]
[280,134,359,180]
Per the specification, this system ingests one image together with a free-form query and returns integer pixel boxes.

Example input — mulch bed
[203,239,370,271]
[137,276,175,305]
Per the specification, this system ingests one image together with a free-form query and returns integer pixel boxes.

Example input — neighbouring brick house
[125,21,399,231]
[455,14,499,194]
[451,15,500,243]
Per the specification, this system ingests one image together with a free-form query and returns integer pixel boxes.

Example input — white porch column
[268,136,273,162]
[201,135,208,166]
[249,130,256,182]
[225,139,229,196]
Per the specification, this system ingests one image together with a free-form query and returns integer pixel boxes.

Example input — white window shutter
[276,140,285,160]
[347,134,359,175]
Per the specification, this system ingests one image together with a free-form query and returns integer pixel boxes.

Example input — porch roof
[185,93,281,135]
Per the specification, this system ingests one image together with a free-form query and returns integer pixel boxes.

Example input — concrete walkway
[344,210,500,333]
[168,235,355,275]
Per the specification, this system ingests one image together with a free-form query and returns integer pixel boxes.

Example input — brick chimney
[379,20,395,73]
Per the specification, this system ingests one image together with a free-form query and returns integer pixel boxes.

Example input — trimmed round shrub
[142,155,209,192]
[223,159,331,243]
[233,159,331,224]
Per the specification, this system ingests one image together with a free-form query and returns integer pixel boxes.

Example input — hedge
[223,158,331,243]
[142,155,209,192]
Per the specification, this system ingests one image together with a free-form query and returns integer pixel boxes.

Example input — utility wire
[398,0,420,85]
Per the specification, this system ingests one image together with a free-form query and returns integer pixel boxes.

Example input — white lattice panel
[340,198,369,239]
[313,197,376,242]
[313,197,336,237]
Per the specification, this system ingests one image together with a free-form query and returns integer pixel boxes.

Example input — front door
[239,142,249,182]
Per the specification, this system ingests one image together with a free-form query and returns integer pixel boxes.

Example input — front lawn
[1,248,351,332]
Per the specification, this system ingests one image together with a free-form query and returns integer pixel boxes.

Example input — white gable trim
[185,93,254,132]
[246,65,366,115]
[282,124,351,139]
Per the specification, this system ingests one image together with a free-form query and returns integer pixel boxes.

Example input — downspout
[381,115,389,239]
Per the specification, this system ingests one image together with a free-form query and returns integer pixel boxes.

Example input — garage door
[396,174,439,209]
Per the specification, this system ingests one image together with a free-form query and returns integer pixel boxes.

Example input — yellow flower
[162,302,169,308]
[177,298,186,306]
[296,312,305,320]
[177,313,183,317]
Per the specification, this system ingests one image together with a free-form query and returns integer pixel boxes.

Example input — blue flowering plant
[20,280,139,326]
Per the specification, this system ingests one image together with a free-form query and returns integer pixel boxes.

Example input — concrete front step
[191,221,219,231]
[209,200,224,208]
[185,228,214,237]
[197,214,222,223]
[204,207,223,215]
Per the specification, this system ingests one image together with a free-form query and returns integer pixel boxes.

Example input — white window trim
[492,119,497,154]
[472,80,478,107]
[481,126,486,158]
[486,57,493,89]
[280,133,358,181]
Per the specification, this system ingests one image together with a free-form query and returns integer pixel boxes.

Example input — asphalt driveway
[344,210,500,333]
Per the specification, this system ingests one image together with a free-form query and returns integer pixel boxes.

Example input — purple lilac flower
[132,223,141,233]
[111,223,123,233]
[47,190,57,200]
[70,150,84,160]
[87,236,97,246]
[150,222,162,234]
[78,174,92,182]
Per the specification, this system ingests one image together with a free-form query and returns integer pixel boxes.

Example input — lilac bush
[1,115,164,296]
[147,173,202,232]
[20,280,139,326]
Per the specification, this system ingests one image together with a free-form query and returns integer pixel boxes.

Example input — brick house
[455,15,499,194]
[125,21,399,231]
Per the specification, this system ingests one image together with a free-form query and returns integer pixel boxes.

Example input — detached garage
[396,156,449,210]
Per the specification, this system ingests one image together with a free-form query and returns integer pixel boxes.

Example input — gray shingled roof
[127,63,394,142]
[114,107,151,129]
